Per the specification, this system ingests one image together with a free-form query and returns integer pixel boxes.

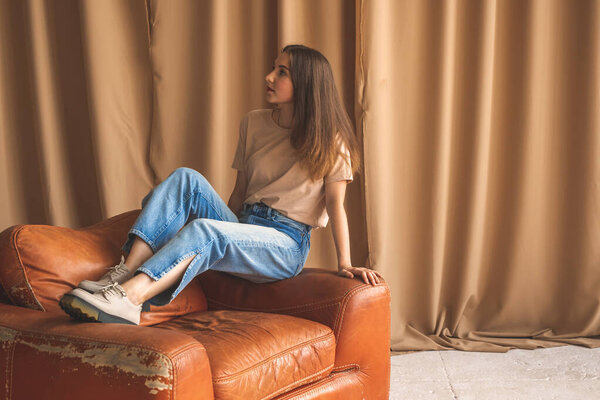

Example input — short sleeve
[325,140,353,183]
[231,114,249,171]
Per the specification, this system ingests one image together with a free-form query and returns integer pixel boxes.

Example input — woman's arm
[325,180,382,285]
[228,170,248,218]
[325,180,352,268]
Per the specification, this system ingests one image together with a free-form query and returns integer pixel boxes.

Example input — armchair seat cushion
[156,310,336,400]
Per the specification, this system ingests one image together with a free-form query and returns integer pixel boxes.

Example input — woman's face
[265,52,293,105]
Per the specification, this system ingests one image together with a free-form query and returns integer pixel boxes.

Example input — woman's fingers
[373,272,381,284]
[371,271,382,283]
[368,271,377,285]
[361,271,368,284]
[339,267,383,285]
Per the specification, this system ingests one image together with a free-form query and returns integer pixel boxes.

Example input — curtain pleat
[77,0,154,216]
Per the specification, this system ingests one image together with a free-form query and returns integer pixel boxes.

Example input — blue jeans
[121,167,312,306]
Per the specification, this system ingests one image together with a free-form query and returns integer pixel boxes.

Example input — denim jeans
[121,167,312,306]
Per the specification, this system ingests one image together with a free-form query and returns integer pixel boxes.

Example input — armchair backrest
[0,210,207,326]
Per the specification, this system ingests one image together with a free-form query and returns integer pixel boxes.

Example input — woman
[60,44,383,325]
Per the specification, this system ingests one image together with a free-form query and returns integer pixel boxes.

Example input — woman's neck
[275,105,294,129]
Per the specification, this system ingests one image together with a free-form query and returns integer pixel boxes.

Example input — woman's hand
[338,266,383,285]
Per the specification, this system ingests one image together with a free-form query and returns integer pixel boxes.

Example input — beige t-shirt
[231,109,353,228]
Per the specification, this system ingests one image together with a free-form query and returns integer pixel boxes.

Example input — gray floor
[390,345,600,399]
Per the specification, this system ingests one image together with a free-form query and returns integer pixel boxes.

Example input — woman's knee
[168,167,208,188]
[185,218,228,240]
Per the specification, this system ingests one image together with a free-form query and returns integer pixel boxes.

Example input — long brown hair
[280,44,361,182]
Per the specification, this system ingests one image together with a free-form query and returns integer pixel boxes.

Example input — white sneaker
[60,283,141,325]
[78,256,132,293]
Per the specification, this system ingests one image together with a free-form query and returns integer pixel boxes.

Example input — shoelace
[104,258,129,282]
[99,282,127,299]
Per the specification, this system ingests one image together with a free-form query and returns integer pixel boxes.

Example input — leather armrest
[0,303,213,400]
[198,268,391,400]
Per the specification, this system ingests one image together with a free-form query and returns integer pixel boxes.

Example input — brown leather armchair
[0,210,390,399]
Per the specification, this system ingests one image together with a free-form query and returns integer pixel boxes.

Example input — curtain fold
[0,0,598,351]
[361,0,600,350]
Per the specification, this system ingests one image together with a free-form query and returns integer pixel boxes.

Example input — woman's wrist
[338,263,352,271]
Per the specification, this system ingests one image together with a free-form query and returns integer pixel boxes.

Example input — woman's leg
[129,217,310,307]
[120,252,195,306]
[62,168,245,323]
[118,167,239,286]
[61,218,308,325]
[121,167,238,257]
[124,237,154,272]
[80,167,239,287]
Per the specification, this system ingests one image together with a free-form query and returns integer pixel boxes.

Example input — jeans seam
[247,216,304,251]
[136,266,159,281]
[148,189,202,246]
[171,247,214,300]
[128,229,157,253]
[198,191,231,222]
[138,221,305,302]
[148,188,230,248]
[233,236,302,253]
[144,234,223,297]
[149,206,184,247]
[200,232,300,253]
[137,249,199,282]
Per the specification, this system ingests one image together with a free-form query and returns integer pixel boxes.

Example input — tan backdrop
[0,0,598,352]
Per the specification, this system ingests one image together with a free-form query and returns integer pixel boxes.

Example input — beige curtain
[361,0,600,350]
[0,0,598,351]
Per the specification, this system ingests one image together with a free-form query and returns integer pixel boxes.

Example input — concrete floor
[390,345,600,399]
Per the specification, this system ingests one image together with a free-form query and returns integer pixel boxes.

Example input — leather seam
[207,299,341,316]
[0,232,11,305]
[170,345,209,400]
[13,226,45,310]
[332,363,360,373]
[284,302,340,315]
[0,321,194,360]
[6,226,44,311]
[169,341,206,359]
[15,328,177,362]
[275,373,340,400]
[171,345,176,400]
[213,331,335,383]
[205,290,354,312]
[4,331,17,400]
[333,285,370,338]
[204,279,364,312]
[260,363,334,400]
[334,285,390,341]
[11,328,180,397]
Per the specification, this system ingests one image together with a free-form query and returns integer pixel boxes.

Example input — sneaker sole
[59,294,137,325]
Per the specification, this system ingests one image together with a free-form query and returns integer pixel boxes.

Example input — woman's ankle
[120,273,155,306]
[124,238,154,272]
